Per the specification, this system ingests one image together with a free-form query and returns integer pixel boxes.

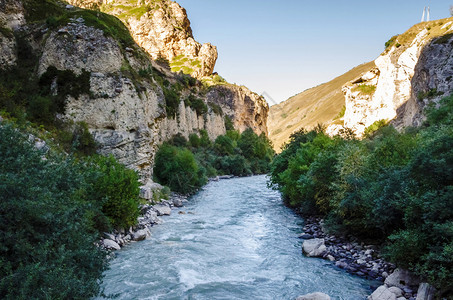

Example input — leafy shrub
[0,124,107,299]
[385,35,399,49]
[214,135,235,155]
[224,115,235,130]
[86,155,140,229]
[153,143,207,194]
[208,102,223,115]
[163,87,180,118]
[168,133,188,147]
[363,119,388,137]
[417,88,444,100]
[184,95,207,115]
[189,133,201,148]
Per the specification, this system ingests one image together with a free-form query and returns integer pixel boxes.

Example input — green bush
[189,133,201,148]
[156,129,274,191]
[153,143,207,194]
[224,115,235,130]
[0,124,107,299]
[184,95,207,115]
[87,155,140,229]
[163,87,180,118]
[214,135,235,155]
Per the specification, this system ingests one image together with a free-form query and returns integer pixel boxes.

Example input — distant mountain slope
[268,61,375,151]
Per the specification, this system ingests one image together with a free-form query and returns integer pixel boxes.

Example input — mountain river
[99,175,375,299]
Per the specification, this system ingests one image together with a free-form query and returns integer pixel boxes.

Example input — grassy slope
[268,61,375,152]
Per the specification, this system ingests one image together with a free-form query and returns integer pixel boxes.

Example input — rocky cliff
[0,0,268,180]
[340,18,453,136]
[66,0,218,78]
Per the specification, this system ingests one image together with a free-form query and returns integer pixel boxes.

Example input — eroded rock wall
[337,19,453,136]
[66,0,218,78]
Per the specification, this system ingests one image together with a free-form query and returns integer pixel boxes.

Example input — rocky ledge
[299,217,437,300]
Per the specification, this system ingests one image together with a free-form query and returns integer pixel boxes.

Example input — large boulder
[132,228,150,241]
[296,292,330,300]
[416,283,436,300]
[302,238,327,257]
[102,238,121,250]
[139,180,164,201]
[368,285,396,300]
[153,204,172,216]
[384,269,420,289]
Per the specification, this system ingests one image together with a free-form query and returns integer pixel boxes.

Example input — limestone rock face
[0,29,16,68]
[0,0,25,29]
[337,19,453,136]
[206,85,269,136]
[38,21,123,75]
[67,0,218,78]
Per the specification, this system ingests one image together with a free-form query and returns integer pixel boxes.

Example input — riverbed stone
[385,269,420,289]
[416,283,435,300]
[103,239,121,250]
[154,204,171,216]
[296,292,331,300]
[173,198,183,207]
[133,229,149,241]
[302,238,327,257]
[368,285,397,300]
[388,286,403,297]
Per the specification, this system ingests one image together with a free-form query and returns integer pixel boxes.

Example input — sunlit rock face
[66,0,218,78]
[335,19,453,137]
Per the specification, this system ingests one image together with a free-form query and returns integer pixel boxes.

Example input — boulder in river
[133,229,150,241]
[302,238,327,257]
[296,292,331,300]
[173,198,184,207]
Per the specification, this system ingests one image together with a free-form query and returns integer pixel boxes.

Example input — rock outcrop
[206,84,269,136]
[339,18,453,136]
[66,0,218,78]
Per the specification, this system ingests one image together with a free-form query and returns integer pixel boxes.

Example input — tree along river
[99,175,376,299]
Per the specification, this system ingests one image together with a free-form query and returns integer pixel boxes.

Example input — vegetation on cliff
[154,128,275,194]
[269,95,453,295]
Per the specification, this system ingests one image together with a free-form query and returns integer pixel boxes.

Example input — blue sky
[177,0,452,105]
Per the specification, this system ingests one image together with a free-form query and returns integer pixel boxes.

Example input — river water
[99,175,374,299]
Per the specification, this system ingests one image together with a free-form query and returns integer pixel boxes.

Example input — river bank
[99,192,188,251]
[299,217,437,300]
